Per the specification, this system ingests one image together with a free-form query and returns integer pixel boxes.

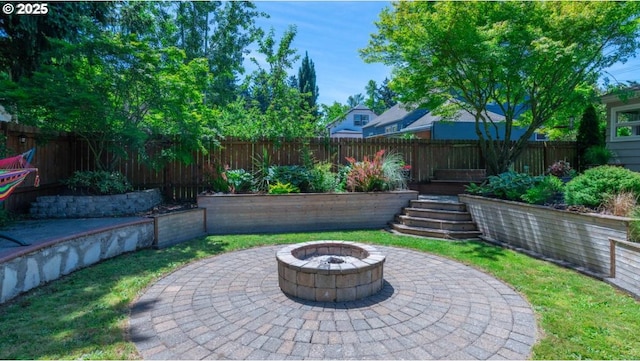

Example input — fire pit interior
[276,241,385,302]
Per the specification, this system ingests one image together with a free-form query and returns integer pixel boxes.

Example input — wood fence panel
[0,129,579,209]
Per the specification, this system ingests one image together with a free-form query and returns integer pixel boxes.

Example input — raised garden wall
[153,208,207,249]
[460,194,640,297]
[0,219,154,304]
[29,189,163,219]
[198,191,418,235]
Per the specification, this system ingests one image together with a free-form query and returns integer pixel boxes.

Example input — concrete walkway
[129,245,537,360]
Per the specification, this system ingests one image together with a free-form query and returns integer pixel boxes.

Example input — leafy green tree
[320,101,350,130]
[0,2,110,81]
[297,51,319,117]
[223,26,317,139]
[362,1,640,175]
[1,35,217,170]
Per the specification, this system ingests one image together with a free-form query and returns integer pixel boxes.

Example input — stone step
[390,223,482,240]
[404,207,473,221]
[410,199,468,212]
[396,215,479,231]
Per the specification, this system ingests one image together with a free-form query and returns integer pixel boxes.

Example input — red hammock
[0,148,39,202]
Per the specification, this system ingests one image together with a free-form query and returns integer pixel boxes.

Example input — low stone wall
[153,208,207,249]
[460,194,640,298]
[198,191,418,235]
[30,189,163,219]
[0,219,154,304]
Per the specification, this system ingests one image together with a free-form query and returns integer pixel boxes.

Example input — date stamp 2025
[2,3,49,16]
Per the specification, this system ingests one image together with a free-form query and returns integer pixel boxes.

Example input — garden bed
[460,194,640,297]
[198,191,418,234]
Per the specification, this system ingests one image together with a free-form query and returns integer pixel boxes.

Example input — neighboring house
[601,86,640,172]
[362,103,429,138]
[326,105,377,138]
[363,101,543,140]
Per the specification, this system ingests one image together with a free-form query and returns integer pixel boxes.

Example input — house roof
[402,106,506,133]
[363,103,428,128]
[600,85,640,104]
[366,100,506,134]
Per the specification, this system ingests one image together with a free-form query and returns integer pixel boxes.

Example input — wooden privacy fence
[106,138,577,201]
[0,129,577,209]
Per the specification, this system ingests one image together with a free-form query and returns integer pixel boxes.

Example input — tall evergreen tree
[297,51,319,116]
[364,78,397,114]
[576,104,604,170]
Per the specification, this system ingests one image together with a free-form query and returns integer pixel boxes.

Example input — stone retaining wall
[30,189,163,219]
[0,219,154,304]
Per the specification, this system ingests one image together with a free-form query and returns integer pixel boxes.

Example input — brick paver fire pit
[276,241,385,302]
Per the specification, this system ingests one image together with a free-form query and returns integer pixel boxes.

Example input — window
[611,104,640,141]
[354,114,369,126]
[385,124,398,133]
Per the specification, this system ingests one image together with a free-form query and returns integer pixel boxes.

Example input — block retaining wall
[460,194,640,298]
[198,191,418,235]
[30,189,163,219]
[153,208,207,249]
[0,219,154,304]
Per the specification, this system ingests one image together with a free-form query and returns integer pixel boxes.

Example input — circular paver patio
[129,245,537,359]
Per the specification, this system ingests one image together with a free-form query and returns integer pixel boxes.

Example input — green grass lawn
[1,230,639,359]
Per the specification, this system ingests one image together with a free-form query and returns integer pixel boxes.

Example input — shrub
[565,166,640,207]
[266,165,311,192]
[477,169,542,201]
[226,169,253,193]
[345,150,387,192]
[268,181,300,194]
[63,171,133,195]
[308,162,337,193]
[546,160,575,178]
[203,164,230,193]
[584,145,614,166]
[335,165,352,193]
[343,149,410,192]
[521,175,564,205]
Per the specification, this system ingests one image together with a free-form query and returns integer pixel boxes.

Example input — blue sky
[250,1,392,106]
[249,1,640,107]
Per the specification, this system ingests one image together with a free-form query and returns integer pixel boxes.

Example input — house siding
[605,95,640,172]
[327,106,377,138]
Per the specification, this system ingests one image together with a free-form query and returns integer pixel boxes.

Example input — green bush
[268,181,300,194]
[565,166,640,207]
[521,175,564,205]
[226,169,254,193]
[63,171,133,195]
[266,165,311,192]
[308,162,337,193]
[584,145,614,166]
[471,169,542,201]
